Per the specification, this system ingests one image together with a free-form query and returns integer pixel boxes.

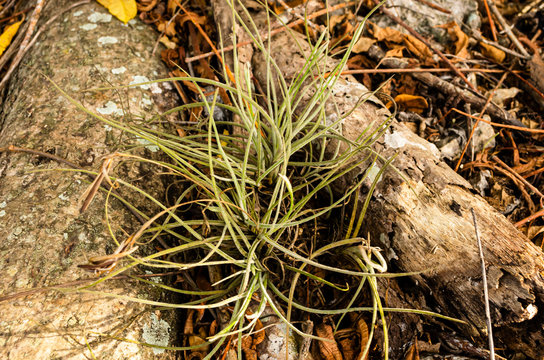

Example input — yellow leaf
[480,41,505,63]
[0,21,22,57]
[394,94,429,114]
[96,0,137,24]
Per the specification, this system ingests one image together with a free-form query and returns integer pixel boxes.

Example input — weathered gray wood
[215,3,544,358]
[0,1,178,359]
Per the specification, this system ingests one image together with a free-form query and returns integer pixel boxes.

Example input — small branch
[486,0,530,58]
[514,207,544,228]
[374,0,479,93]
[0,0,92,91]
[491,155,544,200]
[0,0,45,90]
[0,145,146,224]
[414,0,451,14]
[483,0,498,41]
[366,46,526,129]
[185,1,358,63]
[471,208,495,360]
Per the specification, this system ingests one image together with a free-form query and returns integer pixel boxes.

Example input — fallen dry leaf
[352,36,375,53]
[159,35,177,49]
[96,0,137,24]
[438,21,469,60]
[394,94,429,114]
[338,333,358,360]
[357,319,369,360]
[385,44,405,58]
[157,19,177,37]
[404,341,420,360]
[480,41,506,63]
[0,20,22,57]
[136,0,157,12]
[253,318,265,346]
[370,23,432,60]
[315,323,343,360]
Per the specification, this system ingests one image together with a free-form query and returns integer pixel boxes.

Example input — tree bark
[0,1,178,359]
[213,3,544,358]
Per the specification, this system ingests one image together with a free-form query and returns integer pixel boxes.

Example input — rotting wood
[213,2,544,358]
[0,1,179,358]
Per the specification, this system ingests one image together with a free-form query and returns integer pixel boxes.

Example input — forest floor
[1,0,543,359]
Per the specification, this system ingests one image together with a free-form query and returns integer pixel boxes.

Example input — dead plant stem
[470,208,495,360]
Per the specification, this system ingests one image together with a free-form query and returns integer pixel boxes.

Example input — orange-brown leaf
[480,41,505,63]
[356,318,369,360]
[438,21,470,60]
[394,94,429,114]
[385,45,405,58]
[253,318,265,346]
[315,323,343,360]
[404,342,420,360]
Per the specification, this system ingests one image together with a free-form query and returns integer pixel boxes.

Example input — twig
[0,0,17,19]
[483,0,498,41]
[340,67,514,75]
[0,145,146,224]
[0,5,34,24]
[470,208,495,360]
[366,46,526,129]
[454,64,511,171]
[276,0,319,31]
[486,0,530,58]
[373,0,479,93]
[0,0,45,90]
[151,7,182,56]
[491,155,544,201]
[471,30,527,59]
[1,0,92,90]
[0,271,182,303]
[451,108,544,134]
[414,0,451,14]
[514,207,544,228]
[185,1,357,63]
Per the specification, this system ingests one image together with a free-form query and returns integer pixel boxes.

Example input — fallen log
[0,1,179,358]
[213,2,544,358]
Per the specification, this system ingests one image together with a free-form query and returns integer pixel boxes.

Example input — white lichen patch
[88,12,112,23]
[260,323,298,360]
[0,210,5,218]
[79,23,97,31]
[128,19,138,26]
[130,75,151,90]
[104,125,113,131]
[111,66,127,74]
[96,65,109,73]
[98,36,118,45]
[15,278,28,288]
[150,83,162,94]
[7,266,17,277]
[367,163,382,184]
[0,201,6,208]
[73,10,84,17]
[140,97,153,110]
[384,129,441,158]
[142,313,170,355]
[525,304,538,320]
[162,82,173,90]
[58,192,69,201]
[145,271,162,284]
[136,137,159,152]
[97,101,124,116]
